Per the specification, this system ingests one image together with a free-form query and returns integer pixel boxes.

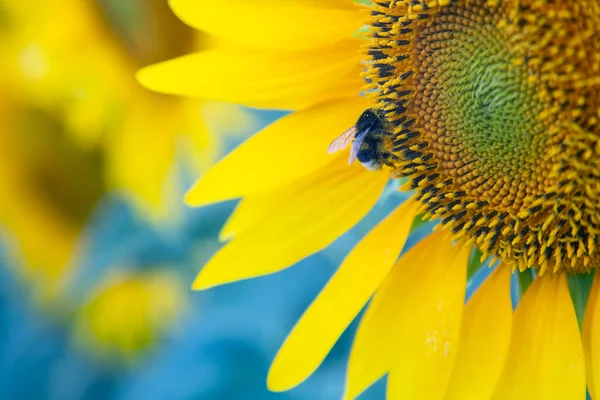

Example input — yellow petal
[583,274,600,399]
[491,274,585,400]
[444,266,512,400]
[268,198,419,392]
[345,232,470,400]
[106,99,178,218]
[136,42,363,110]
[170,0,364,51]
[192,157,389,290]
[185,97,370,208]
[218,194,271,241]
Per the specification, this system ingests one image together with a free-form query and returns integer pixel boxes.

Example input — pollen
[364,0,600,274]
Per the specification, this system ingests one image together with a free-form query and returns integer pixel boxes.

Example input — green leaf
[410,213,429,232]
[467,247,485,279]
[568,272,595,331]
[515,268,536,302]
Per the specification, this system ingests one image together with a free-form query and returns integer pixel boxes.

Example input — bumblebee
[327,108,394,171]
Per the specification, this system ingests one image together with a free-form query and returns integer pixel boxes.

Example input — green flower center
[413,8,551,209]
[364,0,600,274]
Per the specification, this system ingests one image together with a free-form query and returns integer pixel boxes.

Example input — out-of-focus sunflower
[73,269,186,362]
[139,1,600,399]
[0,90,105,293]
[0,0,252,295]
[0,0,220,216]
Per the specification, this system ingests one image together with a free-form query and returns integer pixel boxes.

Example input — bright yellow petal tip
[192,161,389,291]
[184,97,369,208]
[344,231,470,400]
[267,198,419,392]
[136,44,362,110]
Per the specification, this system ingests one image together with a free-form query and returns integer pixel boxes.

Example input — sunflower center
[413,8,552,209]
[364,0,600,273]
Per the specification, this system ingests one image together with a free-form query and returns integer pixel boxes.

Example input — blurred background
[0,1,403,399]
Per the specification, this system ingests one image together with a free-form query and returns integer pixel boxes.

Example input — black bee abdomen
[357,137,380,163]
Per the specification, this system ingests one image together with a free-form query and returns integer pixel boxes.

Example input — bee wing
[348,128,369,165]
[327,126,357,154]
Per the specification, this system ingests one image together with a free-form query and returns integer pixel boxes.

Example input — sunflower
[139,0,600,398]
[0,0,251,219]
[0,0,253,299]
[73,269,186,362]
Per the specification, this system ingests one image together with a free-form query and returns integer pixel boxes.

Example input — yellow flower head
[0,0,226,220]
[139,0,600,399]
[0,94,104,290]
[0,0,253,296]
[73,270,186,362]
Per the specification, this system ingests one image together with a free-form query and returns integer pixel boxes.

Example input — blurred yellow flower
[73,269,186,362]
[0,0,252,295]
[0,0,215,215]
[0,96,105,291]
[139,0,600,399]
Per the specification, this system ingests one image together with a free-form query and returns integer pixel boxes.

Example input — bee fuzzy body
[353,109,394,171]
[328,108,395,172]
[356,136,385,171]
